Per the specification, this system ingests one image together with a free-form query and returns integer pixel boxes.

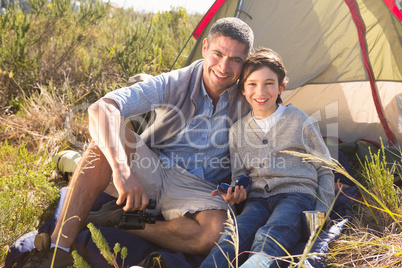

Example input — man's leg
[51,142,113,248]
[51,123,145,247]
[125,152,232,255]
[22,142,119,268]
[51,123,229,256]
[128,209,227,255]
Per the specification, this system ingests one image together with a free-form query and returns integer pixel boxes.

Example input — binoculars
[118,199,157,230]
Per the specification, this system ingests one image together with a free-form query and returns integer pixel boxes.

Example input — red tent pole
[169,0,227,70]
[344,0,396,145]
[383,0,402,21]
[192,0,227,40]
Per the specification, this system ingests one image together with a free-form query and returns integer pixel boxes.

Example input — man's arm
[88,98,149,211]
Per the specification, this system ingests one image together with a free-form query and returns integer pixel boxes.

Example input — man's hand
[211,186,247,204]
[113,165,149,211]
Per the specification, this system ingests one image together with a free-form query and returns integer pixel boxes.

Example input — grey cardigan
[229,104,335,213]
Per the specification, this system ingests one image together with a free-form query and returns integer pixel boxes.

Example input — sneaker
[34,232,51,251]
[22,247,74,268]
[85,200,124,228]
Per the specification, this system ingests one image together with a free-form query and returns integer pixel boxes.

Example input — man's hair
[238,47,288,104]
[207,17,254,55]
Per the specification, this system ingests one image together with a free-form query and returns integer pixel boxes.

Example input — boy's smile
[242,66,284,119]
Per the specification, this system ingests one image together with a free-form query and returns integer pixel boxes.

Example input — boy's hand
[211,186,247,204]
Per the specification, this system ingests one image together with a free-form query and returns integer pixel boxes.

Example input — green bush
[151,7,199,71]
[358,140,402,228]
[0,0,201,112]
[0,140,59,263]
[106,17,156,78]
[0,0,112,110]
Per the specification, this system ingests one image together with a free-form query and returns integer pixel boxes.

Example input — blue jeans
[200,193,316,268]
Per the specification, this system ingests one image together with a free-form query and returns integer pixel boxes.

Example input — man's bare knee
[83,141,109,164]
[190,210,227,254]
[70,140,112,189]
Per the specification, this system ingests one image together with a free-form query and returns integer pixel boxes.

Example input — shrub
[0,0,112,111]
[0,140,59,263]
[357,140,402,229]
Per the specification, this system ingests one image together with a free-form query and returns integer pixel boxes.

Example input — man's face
[202,36,248,94]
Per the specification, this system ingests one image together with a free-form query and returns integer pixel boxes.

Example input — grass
[0,140,59,263]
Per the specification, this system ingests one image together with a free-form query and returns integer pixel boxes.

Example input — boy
[201,48,335,268]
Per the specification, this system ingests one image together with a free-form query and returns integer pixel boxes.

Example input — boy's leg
[241,193,316,268]
[200,198,271,268]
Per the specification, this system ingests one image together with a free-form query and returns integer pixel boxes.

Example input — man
[23,17,253,267]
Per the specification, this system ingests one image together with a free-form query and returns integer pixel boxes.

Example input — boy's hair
[238,47,288,104]
[207,17,254,56]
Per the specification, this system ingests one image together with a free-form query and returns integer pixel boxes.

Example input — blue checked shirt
[159,81,231,183]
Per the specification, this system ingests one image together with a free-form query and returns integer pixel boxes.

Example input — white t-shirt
[252,104,287,134]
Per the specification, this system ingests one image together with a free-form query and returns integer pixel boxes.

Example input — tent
[185,0,402,147]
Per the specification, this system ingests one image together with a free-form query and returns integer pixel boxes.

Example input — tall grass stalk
[295,190,339,268]
[216,208,239,268]
[84,223,128,268]
[51,151,99,267]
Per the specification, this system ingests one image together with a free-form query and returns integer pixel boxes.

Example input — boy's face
[202,36,247,95]
[242,66,284,119]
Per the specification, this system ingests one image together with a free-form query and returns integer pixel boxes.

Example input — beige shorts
[105,132,229,221]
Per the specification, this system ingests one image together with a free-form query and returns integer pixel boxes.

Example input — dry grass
[327,225,402,267]
[327,193,402,267]
[0,84,92,156]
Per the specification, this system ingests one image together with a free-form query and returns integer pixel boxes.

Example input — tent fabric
[185,0,402,146]
[345,0,395,145]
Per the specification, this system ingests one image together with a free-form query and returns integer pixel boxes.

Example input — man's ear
[202,38,208,57]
